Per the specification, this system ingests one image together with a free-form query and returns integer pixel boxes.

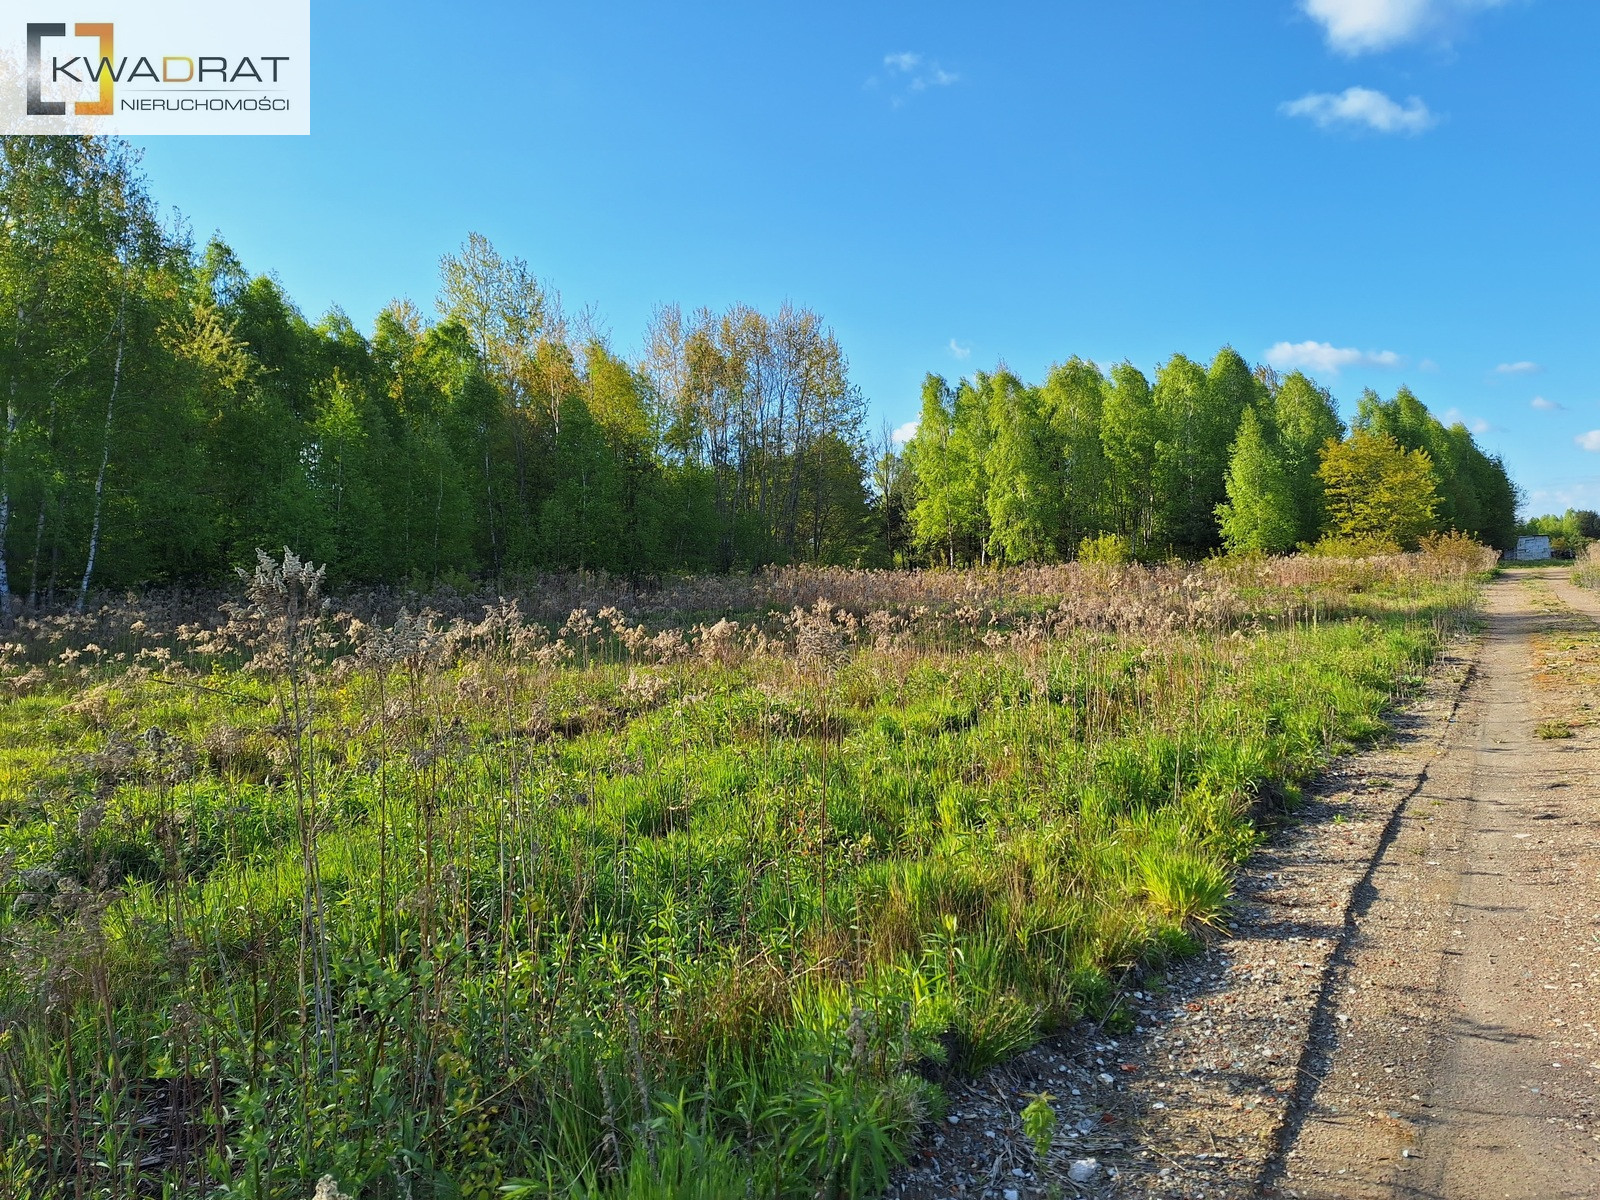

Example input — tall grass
[0,547,1490,1199]
[1574,543,1600,590]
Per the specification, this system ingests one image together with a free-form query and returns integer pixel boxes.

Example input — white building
[1512,535,1551,561]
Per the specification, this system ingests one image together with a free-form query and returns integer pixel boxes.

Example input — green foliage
[0,142,877,602]
[503,1099,757,1200]
[1019,1092,1057,1167]
[901,350,1514,567]
[1216,407,1298,555]
[1271,371,1345,545]
[1355,387,1518,550]
[1077,533,1132,565]
[1158,348,1260,554]
[1040,358,1108,556]
[1419,530,1497,575]
[904,376,960,564]
[0,134,1522,596]
[0,137,1524,1197]
[1318,430,1441,550]
[947,378,993,564]
[1138,849,1232,930]
[1099,362,1161,552]
[1304,533,1402,558]
[984,372,1058,564]
[1521,508,1599,560]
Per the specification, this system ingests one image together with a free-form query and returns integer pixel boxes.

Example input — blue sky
[131,0,1598,514]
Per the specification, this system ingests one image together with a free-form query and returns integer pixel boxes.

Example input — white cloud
[875,50,959,104]
[891,420,920,445]
[1303,0,1433,52]
[1302,0,1511,54]
[1526,480,1600,512]
[1265,340,1403,374]
[948,338,972,361]
[1578,431,1600,453]
[1531,396,1563,411]
[1495,360,1541,374]
[1280,87,1435,134]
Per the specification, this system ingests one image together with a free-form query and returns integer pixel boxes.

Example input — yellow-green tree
[1317,430,1440,549]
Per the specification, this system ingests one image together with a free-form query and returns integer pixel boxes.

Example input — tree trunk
[0,455,13,625]
[0,136,34,627]
[27,386,61,610]
[0,430,12,624]
[481,436,499,575]
[27,497,45,611]
[76,290,126,613]
[432,466,443,584]
[44,492,64,604]
[0,304,22,626]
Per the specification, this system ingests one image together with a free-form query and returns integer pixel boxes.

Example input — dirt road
[1277,570,1600,1197]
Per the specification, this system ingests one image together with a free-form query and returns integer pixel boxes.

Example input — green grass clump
[1138,849,1233,931]
[0,554,1483,1199]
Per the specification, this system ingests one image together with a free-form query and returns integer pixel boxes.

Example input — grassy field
[0,547,1492,1199]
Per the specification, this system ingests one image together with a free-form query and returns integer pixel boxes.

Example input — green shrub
[1303,533,1402,558]
[1077,533,1132,565]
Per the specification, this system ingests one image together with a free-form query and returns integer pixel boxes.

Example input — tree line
[0,137,883,611]
[898,351,1518,564]
[0,137,1519,610]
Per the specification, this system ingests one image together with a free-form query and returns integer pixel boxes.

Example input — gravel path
[886,570,1600,1200]
[1273,570,1600,1198]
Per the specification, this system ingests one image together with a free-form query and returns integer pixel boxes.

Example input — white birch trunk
[76,290,126,613]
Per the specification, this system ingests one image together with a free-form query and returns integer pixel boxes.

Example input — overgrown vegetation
[0,545,1491,1198]
[1576,543,1600,590]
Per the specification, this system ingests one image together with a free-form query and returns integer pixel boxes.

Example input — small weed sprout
[1020,1091,1057,1167]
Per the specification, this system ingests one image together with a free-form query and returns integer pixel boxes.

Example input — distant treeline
[0,137,1517,610]
[899,355,1518,564]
